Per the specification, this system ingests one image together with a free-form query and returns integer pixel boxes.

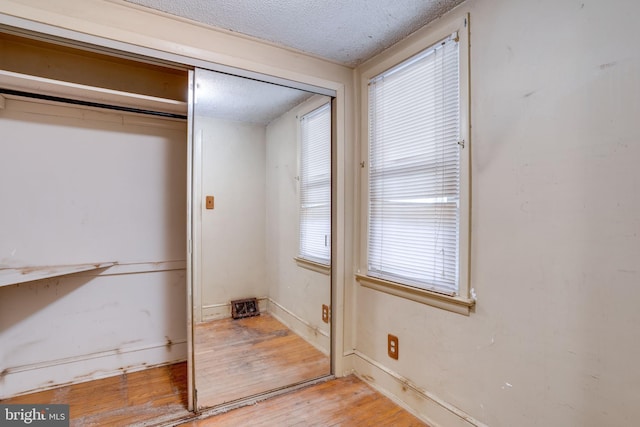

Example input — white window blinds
[299,102,331,265]
[367,33,460,295]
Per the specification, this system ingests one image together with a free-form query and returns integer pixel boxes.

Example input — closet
[0,28,335,420]
[0,32,190,405]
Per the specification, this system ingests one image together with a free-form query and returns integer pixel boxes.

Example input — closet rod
[0,88,188,120]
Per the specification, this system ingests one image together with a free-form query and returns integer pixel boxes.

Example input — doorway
[0,26,340,418]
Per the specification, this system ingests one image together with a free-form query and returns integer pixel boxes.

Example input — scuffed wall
[197,116,267,318]
[354,0,640,426]
[0,98,187,398]
[265,95,332,353]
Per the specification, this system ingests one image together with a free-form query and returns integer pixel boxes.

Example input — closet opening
[1,24,338,425]
[0,30,192,426]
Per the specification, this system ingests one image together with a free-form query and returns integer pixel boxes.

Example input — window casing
[298,102,331,266]
[358,15,472,315]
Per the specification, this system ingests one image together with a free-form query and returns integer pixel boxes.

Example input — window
[358,16,472,314]
[298,102,331,266]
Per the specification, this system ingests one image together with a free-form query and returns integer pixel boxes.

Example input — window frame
[356,14,473,315]
[295,97,332,274]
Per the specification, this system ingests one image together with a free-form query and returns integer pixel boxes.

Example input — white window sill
[355,274,475,316]
[294,257,331,275]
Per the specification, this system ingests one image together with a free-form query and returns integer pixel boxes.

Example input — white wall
[0,98,187,398]
[0,269,186,399]
[0,100,186,267]
[353,1,640,426]
[265,96,331,353]
[197,117,267,320]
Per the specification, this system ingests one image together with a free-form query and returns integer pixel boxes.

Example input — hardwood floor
[2,315,426,426]
[1,364,426,426]
[183,375,427,427]
[194,314,330,409]
[0,363,190,426]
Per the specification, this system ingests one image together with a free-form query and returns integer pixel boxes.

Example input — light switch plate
[205,196,214,209]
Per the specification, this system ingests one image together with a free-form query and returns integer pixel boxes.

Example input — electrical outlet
[388,334,399,360]
[322,304,330,323]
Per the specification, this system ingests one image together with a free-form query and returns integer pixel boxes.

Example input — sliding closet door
[190,68,332,410]
[186,69,195,412]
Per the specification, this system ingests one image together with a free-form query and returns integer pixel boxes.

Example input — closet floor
[0,362,190,426]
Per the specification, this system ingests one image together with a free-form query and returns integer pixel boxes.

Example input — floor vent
[231,298,260,319]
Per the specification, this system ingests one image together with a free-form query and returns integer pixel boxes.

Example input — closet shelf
[0,70,187,116]
[0,262,116,288]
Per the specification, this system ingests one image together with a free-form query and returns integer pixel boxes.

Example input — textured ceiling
[126,0,465,67]
[124,0,464,123]
[194,71,314,124]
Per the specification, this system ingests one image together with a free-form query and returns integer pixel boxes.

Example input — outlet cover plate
[388,334,399,360]
[322,304,329,323]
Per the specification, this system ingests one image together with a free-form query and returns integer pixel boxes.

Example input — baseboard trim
[267,299,330,356]
[1,340,187,399]
[351,351,487,427]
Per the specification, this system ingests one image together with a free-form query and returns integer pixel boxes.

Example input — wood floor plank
[0,363,190,426]
[194,314,330,409]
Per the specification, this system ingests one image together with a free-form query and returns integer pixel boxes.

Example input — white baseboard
[350,351,488,427]
[267,299,330,356]
[1,340,187,399]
